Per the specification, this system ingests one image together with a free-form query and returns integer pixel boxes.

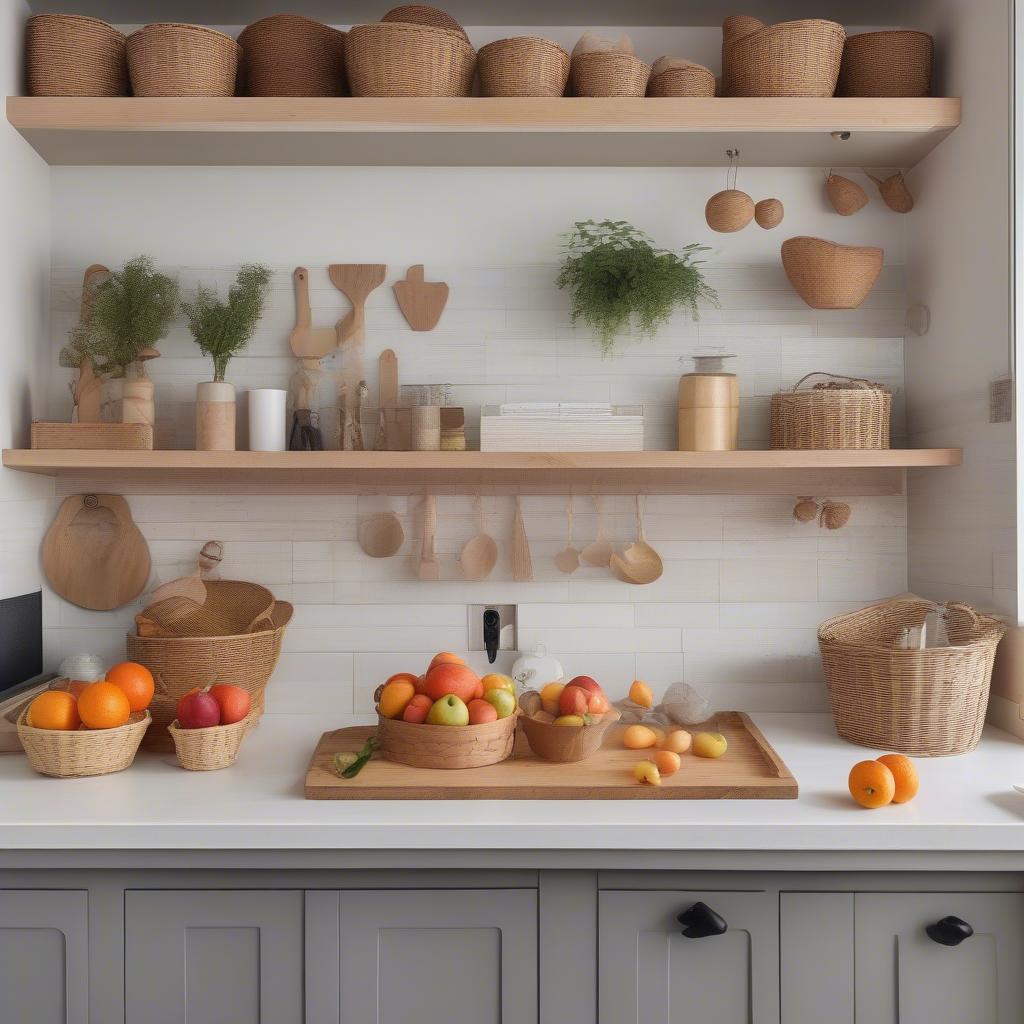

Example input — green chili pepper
[335,736,378,779]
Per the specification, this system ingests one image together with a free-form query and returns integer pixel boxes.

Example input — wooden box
[31,421,154,450]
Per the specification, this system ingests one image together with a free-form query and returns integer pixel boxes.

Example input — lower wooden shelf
[1,448,961,495]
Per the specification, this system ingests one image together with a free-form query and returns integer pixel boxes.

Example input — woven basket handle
[791,371,876,392]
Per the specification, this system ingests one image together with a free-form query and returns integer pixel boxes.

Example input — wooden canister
[121,378,155,428]
[411,405,441,451]
[195,381,236,451]
[677,354,739,451]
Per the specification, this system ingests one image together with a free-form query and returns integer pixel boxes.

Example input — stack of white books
[479,404,644,452]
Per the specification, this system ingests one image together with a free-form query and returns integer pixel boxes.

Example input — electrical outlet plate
[468,604,517,653]
[990,377,1012,423]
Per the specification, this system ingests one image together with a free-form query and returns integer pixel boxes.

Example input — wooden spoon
[611,496,664,585]
[289,268,337,359]
[359,509,404,559]
[581,495,613,567]
[554,496,581,574]
[460,495,498,581]
[511,497,534,582]
[418,495,440,581]
[329,263,387,346]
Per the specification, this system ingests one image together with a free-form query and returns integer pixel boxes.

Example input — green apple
[426,694,469,726]
[483,687,516,720]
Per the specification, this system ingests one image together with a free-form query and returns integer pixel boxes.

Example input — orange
[428,652,465,672]
[876,753,919,804]
[848,759,895,809]
[105,661,155,712]
[77,681,131,730]
[27,691,80,731]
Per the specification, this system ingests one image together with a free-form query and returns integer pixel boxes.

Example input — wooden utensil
[610,495,663,585]
[376,349,399,451]
[554,496,581,574]
[329,263,387,346]
[393,264,449,331]
[359,509,404,558]
[71,263,108,423]
[42,493,151,610]
[581,496,613,567]
[418,495,440,581]
[460,495,498,581]
[289,267,336,359]
[511,497,534,582]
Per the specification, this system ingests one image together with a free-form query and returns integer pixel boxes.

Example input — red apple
[176,689,221,729]
[467,698,498,725]
[558,685,590,717]
[208,684,251,725]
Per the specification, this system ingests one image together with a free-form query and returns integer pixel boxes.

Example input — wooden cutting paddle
[376,349,399,451]
[329,264,387,346]
[611,496,664,586]
[393,265,449,331]
[511,497,534,582]
[581,495,613,568]
[289,267,336,359]
[418,495,440,581]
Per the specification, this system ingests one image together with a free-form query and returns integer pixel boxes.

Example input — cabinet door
[855,892,1024,1024]
[599,890,779,1024]
[307,888,537,1024]
[124,890,303,1024]
[0,890,89,1024]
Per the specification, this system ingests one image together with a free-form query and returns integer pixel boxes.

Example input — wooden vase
[678,373,740,451]
[195,381,236,451]
[121,379,155,428]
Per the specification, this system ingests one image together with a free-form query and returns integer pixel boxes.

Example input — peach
[414,674,429,696]
[468,698,498,725]
[379,679,416,719]
[558,685,590,717]
[654,750,681,777]
[401,694,433,724]
[623,725,658,749]
[662,729,692,754]
[424,662,480,704]
[428,652,465,672]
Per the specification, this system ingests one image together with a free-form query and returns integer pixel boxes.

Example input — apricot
[540,682,565,717]
[468,698,498,725]
[623,724,658,749]
[379,679,416,719]
[876,753,919,804]
[662,729,692,754]
[654,750,681,777]
[629,679,654,709]
[633,760,662,786]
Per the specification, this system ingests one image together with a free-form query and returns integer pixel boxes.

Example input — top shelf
[7,97,960,168]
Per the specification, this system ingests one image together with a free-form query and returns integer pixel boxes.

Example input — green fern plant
[182,264,271,382]
[556,220,718,356]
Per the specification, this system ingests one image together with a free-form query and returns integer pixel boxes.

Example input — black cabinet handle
[677,902,728,938]
[926,916,974,947]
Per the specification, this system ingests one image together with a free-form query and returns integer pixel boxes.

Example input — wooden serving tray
[304,712,797,800]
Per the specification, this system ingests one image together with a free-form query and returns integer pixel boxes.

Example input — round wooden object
[459,532,498,581]
[705,189,755,232]
[518,697,621,762]
[375,712,518,769]
[825,174,868,216]
[793,498,819,523]
[358,512,404,558]
[754,197,784,229]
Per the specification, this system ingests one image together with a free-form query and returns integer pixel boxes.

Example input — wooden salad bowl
[517,690,622,763]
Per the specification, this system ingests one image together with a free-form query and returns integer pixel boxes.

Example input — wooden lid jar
[678,353,739,451]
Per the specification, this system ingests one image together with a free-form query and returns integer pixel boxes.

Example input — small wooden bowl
[517,691,621,762]
[375,709,518,769]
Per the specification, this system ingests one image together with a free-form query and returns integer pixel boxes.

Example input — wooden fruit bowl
[517,690,621,762]
[375,709,518,769]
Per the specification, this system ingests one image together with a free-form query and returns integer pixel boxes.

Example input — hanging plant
[557,220,717,356]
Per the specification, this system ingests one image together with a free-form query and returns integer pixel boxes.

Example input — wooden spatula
[289,267,337,359]
[511,497,534,582]
[394,265,449,331]
[376,349,399,451]
[418,495,440,581]
[329,264,387,346]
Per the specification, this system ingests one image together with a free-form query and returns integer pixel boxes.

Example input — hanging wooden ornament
[820,501,851,530]
[825,172,869,216]
[865,171,914,213]
[705,149,754,232]
[754,198,784,229]
[792,497,818,523]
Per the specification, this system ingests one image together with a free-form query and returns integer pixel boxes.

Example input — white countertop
[2,712,1024,852]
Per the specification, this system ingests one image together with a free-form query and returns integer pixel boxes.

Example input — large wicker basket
[771,372,891,450]
[168,713,254,771]
[346,22,475,97]
[647,58,716,97]
[239,15,346,96]
[127,600,292,751]
[127,23,240,97]
[18,710,150,778]
[570,51,650,97]
[478,37,569,97]
[838,30,933,98]
[381,5,469,40]
[722,16,845,97]
[26,14,128,96]
[819,600,1005,756]
[781,236,884,310]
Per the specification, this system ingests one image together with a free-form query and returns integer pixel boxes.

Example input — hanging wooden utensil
[42,493,151,610]
[610,496,664,586]
[376,348,400,451]
[358,508,404,558]
[581,495,613,567]
[511,497,534,582]
[71,263,108,423]
[460,495,498,581]
[865,170,914,213]
[825,172,869,216]
[289,267,337,359]
[393,265,449,331]
[418,495,440,581]
[329,263,387,346]
[554,496,581,574]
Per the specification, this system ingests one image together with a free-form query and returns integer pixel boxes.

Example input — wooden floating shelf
[6,97,960,168]
[2,448,962,496]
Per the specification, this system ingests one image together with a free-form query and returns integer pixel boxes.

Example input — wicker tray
[18,710,150,778]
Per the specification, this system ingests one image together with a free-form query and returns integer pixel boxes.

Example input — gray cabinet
[123,889,304,1024]
[305,888,538,1024]
[598,890,780,1023]
[0,889,89,1024]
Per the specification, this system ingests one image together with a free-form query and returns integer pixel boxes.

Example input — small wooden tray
[31,421,153,450]
[304,712,797,800]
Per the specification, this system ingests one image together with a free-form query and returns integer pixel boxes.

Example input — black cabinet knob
[677,902,728,938]
[926,916,974,946]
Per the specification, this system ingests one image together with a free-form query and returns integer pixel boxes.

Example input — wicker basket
[18,710,150,778]
[346,22,475,97]
[25,14,128,97]
[838,30,933,98]
[570,51,650,97]
[168,714,253,771]
[239,15,346,97]
[722,16,845,97]
[781,235,884,309]
[819,600,1005,756]
[127,600,293,751]
[382,5,469,41]
[647,58,716,97]
[137,579,276,638]
[127,23,240,97]
[375,711,517,769]
[478,37,569,97]
[771,372,891,450]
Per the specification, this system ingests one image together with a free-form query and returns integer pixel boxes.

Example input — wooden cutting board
[305,713,797,800]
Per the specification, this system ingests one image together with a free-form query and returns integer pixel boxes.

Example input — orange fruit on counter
[27,690,80,731]
[105,661,154,712]
[379,679,417,719]
[876,753,919,804]
[78,681,131,730]
[623,724,658,749]
[848,759,895,809]
[428,652,465,671]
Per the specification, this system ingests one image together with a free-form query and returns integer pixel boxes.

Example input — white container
[248,388,287,452]
[480,404,644,452]
[195,381,236,451]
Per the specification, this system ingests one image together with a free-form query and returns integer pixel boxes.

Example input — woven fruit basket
[374,709,518,769]
[168,713,254,771]
[26,14,128,96]
[781,236,884,310]
[238,15,347,97]
[18,710,150,778]
[478,36,569,97]
[771,372,891,450]
[838,30,933,98]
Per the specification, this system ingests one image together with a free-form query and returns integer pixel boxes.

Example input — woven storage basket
[26,14,128,97]
[137,579,275,639]
[781,235,884,309]
[819,600,1005,756]
[127,600,293,751]
[239,15,346,96]
[771,371,891,450]
[722,16,845,97]
[838,30,933,98]
[382,5,469,41]
[571,51,650,97]
[18,710,150,778]
[168,713,253,771]
[478,37,569,97]
[346,22,475,97]
[647,57,715,97]
[127,23,240,97]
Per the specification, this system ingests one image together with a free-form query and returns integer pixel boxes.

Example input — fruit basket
[168,712,254,771]
[518,690,621,762]
[374,711,518,769]
[17,709,150,778]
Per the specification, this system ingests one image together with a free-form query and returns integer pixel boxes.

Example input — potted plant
[556,219,718,356]
[182,264,271,451]
[69,255,179,426]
